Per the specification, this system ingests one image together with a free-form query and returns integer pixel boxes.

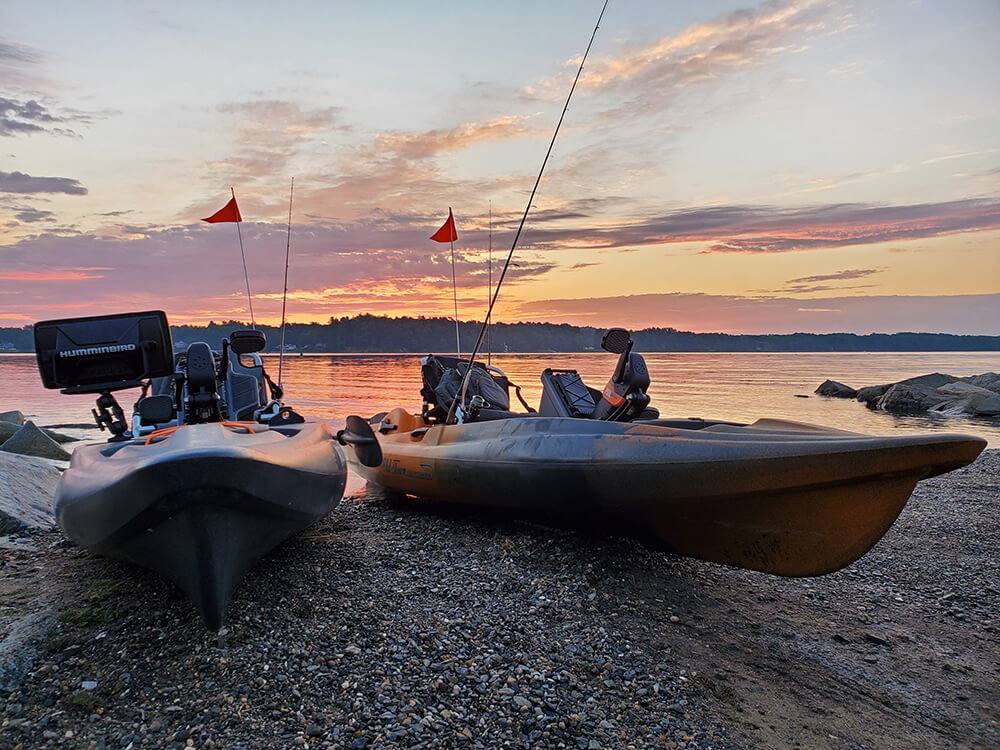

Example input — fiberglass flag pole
[202,188,256,329]
[431,208,460,356]
[278,177,294,388]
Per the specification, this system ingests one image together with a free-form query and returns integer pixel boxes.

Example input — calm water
[5,352,999,448]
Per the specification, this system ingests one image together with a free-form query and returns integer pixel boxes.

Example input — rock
[856,383,893,406]
[857,373,958,407]
[1,421,76,446]
[876,383,948,415]
[0,452,59,532]
[0,421,71,461]
[960,372,1000,393]
[0,609,58,691]
[0,421,21,445]
[37,427,78,444]
[815,380,857,398]
[973,395,1000,416]
[0,410,25,425]
[936,382,995,397]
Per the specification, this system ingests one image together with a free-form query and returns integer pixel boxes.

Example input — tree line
[2,314,998,353]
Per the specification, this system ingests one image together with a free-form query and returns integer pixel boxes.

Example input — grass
[58,606,114,627]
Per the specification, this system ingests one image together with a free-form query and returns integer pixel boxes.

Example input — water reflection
[5,352,999,446]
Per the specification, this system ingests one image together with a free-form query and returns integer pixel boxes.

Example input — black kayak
[56,421,347,629]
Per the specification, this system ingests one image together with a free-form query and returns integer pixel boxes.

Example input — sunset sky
[2,0,998,334]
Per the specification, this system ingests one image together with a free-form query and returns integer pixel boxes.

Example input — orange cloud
[0,270,104,281]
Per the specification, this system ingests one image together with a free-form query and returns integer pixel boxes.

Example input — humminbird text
[58,344,136,358]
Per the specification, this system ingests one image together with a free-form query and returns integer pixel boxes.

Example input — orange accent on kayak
[602,381,625,406]
[145,421,258,445]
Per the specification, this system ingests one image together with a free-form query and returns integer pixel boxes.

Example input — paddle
[336,415,383,467]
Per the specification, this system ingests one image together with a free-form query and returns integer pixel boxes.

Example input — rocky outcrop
[815,380,857,398]
[819,372,1000,418]
[0,452,59,532]
[0,421,72,461]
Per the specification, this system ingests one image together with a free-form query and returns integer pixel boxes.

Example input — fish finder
[34,310,174,439]
[34,310,174,393]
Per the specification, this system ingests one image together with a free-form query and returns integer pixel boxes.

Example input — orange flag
[430,208,458,243]
[202,196,242,223]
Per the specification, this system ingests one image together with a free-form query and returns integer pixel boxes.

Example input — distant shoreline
[3,314,999,353]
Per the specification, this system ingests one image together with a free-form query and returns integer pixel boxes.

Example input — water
[5,351,999,447]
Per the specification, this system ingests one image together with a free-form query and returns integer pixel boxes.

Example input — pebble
[0,450,996,749]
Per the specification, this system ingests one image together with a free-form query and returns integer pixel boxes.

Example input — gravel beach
[1,450,997,750]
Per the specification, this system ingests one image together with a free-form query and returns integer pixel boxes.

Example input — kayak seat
[591,352,652,422]
[539,369,598,418]
[226,370,265,421]
[137,394,175,426]
[183,342,223,423]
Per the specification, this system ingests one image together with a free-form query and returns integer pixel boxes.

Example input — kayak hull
[56,421,347,629]
[350,410,986,576]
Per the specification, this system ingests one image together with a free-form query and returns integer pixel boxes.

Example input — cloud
[0,270,104,281]
[206,101,346,183]
[0,219,556,326]
[786,268,881,284]
[14,207,56,223]
[370,116,537,160]
[0,95,97,137]
[0,170,88,195]
[512,292,1000,335]
[506,198,1000,254]
[555,0,849,117]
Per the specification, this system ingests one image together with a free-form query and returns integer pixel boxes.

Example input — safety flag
[202,196,242,223]
[430,208,458,243]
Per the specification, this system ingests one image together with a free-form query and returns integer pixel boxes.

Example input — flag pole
[232,186,255,329]
[448,206,461,356]
[278,177,294,387]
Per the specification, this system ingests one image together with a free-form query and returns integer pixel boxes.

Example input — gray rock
[857,373,959,407]
[0,608,57,690]
[1,421,76,446]
[856,383,893,406]
[936,382,995,398]
[973,394,1000,416]
[0,410,25,425]
[0,451,59,531]
[36,427,78,444]
[0,421,20,445]
[0,421,71,461]
[875,383,949,415]
[960,372,1000,394]
[815,380,857,398]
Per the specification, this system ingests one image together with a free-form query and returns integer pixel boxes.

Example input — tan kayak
[349,409,984,576]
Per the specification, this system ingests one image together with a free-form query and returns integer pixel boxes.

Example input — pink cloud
[512,292,1000,335]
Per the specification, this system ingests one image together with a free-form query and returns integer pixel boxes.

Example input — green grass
[58,606,114,626]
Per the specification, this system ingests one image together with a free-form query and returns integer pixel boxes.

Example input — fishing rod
[487,200,492,366]
[277,177,294,387]
[445,0,610,424]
